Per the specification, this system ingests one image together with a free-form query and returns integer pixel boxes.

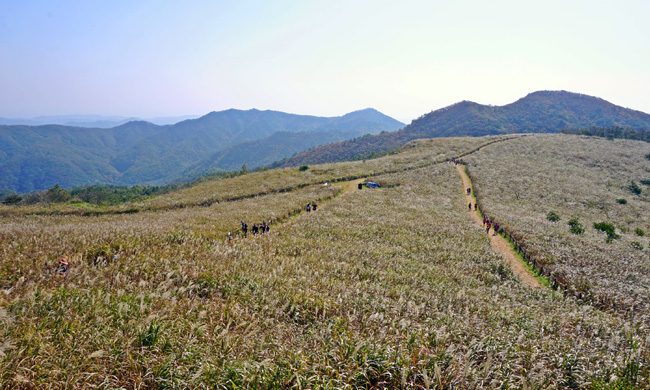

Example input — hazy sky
[1,0,648,123]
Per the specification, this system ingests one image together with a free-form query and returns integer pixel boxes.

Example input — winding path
[456,164,542,288]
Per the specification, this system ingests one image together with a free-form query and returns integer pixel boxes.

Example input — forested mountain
[0,108,403,192]
[184,129,362,176]
[181,108,403,175]
[278,91,650,166]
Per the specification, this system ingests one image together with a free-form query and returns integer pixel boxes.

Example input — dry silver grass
[467,134,650,320]
[0,136,647,388]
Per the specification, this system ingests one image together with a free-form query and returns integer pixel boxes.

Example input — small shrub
[1,194,23,205]
[631,241,643,250]
[299,165,309,171]
[628,181,642,195]
[593,222,620,241]
[547,211,561,222]
[616,198,627,204]
[45,184,71,203]
[568,218,584,235]
[634,228,645,236]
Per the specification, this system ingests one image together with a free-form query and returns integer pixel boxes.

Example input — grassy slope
[0,136,501,216]
[0,136,648,388]
[467,134,650,317]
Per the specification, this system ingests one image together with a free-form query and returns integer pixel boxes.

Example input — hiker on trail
[261,221,267,234]
[483,217,486,226]
[466,188,471,195]
[252,223,259,235]
[494,222,500,235]
[266,220,271,233]
[486,221,492,234]
[55,258,69,277]
[306,203,311,213]
[312,202,317,211]
[474,203,477,211]
[227,231,232,242]
[241,221,248,237]
[468,202,472,211]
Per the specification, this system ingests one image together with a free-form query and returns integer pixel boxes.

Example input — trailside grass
[467,134,650,319]
[1,150,647,388]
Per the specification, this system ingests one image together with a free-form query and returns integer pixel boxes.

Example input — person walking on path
[466,188,471,195]
[306,203,311,213]
[474,203,478,211]
[312,202,317,211]
[241,221,248,237]
[486,220,492,234]
[494,222,500,235]
[468,202,472,211]
[483,217,486,226]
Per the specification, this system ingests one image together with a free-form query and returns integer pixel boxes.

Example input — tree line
[562,126,650,143]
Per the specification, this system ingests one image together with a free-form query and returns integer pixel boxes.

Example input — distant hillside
[279,91,650,166]
[183,129,359,176]
[0,114,200,128]
[0,108,403,192]
[181,108,403,176]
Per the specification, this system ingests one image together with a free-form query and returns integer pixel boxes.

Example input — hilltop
[0,108,403,192]
[278,90,650,166]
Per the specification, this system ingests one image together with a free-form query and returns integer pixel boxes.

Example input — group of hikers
[466,188,500,235]
[236,220,271,239]
[483,217,500,235]
[231,202,320,241]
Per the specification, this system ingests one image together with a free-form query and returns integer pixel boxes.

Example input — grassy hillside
[0,136,500,215]
[1,134,648,388]
[466,134,650,316]
[281,90,650,167]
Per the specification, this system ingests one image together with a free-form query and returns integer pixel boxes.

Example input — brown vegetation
[1,134,648,388]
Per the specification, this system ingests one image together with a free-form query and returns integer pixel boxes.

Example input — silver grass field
[1,135,648,388]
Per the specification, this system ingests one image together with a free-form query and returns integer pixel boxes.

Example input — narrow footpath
[273,178,366,232]
[456,165,542,288]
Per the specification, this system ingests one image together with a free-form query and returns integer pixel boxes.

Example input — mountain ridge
[277,90,650,167]
[0,108,404,192]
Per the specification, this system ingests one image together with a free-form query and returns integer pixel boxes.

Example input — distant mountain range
[277,91,650,167]
[0,108,404,193]
[0,114,200,128]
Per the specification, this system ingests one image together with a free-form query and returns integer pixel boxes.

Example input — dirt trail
[456,165,542,288]
[312,178,366,211]
[271,178,366,233]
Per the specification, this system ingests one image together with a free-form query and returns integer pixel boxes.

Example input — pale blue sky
[1,0,648,123]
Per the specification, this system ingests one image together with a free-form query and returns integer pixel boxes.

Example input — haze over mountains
[3,90,650,194]
[0,114,200,128]
[0,108,404,193]
[278,91,650,167]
